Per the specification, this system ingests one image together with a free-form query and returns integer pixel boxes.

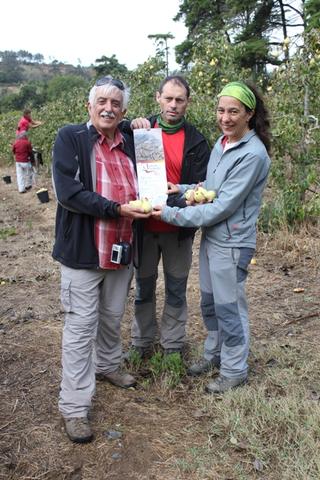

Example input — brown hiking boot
[96,369,137,389]
[63,417,93,443]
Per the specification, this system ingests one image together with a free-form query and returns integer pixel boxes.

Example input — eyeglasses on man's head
[95,76,124,90]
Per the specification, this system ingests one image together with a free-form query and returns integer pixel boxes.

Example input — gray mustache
[101,112,116,119]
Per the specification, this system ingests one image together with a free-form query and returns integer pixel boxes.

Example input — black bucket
[3,175,11,184]
[36,188,49,203]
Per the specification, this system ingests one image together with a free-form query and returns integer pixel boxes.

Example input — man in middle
[127,75,211,358]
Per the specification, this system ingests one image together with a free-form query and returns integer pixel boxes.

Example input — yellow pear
[184,189,194,200]
[129,199,143,208]
[197,186,207,195]
[194,190,206,203]
[141,198,152,213]
[205,190,216,202]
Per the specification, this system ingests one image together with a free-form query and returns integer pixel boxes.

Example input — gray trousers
[199,238,254,378]
[59,263,133,418]
[16,161,33,192]
[132,231,193,350]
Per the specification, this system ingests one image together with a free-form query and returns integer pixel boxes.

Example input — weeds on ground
[172,339,320,479]
[126,349,186,389]
[0,226,16,239]
[125,347,143,369]
[149,351,186,388]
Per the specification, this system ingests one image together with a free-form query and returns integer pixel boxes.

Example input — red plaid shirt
[95,130,138,269]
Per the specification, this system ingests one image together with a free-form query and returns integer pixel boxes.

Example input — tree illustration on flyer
[133,128,168,206]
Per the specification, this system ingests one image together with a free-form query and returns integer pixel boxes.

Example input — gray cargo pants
[59,263,133,418]
[199,238,254,378]
[132,231,193,350]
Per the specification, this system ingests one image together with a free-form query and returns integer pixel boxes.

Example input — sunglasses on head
[95,76,124,90]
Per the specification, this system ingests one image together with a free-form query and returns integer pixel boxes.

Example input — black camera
[110,242,132,265]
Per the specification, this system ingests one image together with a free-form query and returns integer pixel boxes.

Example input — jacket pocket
[61,278,72,313]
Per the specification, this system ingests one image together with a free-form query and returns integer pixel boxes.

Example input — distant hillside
[18,62,94,81]
[0,60,94,95]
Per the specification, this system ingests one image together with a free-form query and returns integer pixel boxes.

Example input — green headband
[217,82,256,110]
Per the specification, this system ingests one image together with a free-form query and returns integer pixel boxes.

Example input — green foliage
[0,226,16,240]
[126,57,165,118]
[174,0,304,73]
[125,348,143,369]
[46,75,88,101]
[262,29,320,230]
[0,29,319,231]
[93,54,128,78]
[149,351,186,388]
[0,51,23,83]
[0,86,88,167]
[305,0,320,30]
[147,33,175,75]
[0,81,47,113]
[30,88,89,164]
[185,33,252,145]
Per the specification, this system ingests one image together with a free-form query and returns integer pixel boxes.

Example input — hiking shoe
[187,356,220,376]
[96,369,137,389]
[64,417,93,443]
[205,374,248,394]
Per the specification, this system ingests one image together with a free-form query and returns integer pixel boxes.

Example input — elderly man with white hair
[52,76,151,443]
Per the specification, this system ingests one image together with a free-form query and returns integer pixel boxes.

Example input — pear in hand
[129,198,152,213]
[204,190,216,202]
[140,198,152,213]
[194,190,206,202]
[184,189,194,201]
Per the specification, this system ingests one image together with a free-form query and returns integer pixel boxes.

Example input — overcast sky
[1,0,187,70]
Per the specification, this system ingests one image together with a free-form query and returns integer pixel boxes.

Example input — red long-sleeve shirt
[12,137,33,163]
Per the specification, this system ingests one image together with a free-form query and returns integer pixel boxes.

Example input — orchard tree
[46,75,88,101]
[260,28,320,229]
[147,33,175,75]
[305,0,320,30]
[127,57,166,118]
[0,51,23,83]
[93,54,128,78]
[174,0,305,73]
[184,32,252,144]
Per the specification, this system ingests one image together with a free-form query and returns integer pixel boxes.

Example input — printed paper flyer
[133,128,168,206]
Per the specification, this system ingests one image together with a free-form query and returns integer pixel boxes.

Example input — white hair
[88,83,130,111]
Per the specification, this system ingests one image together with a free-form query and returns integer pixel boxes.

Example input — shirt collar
[98,128,123,148]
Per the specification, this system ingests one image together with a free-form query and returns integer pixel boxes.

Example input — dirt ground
[0,165,319,480]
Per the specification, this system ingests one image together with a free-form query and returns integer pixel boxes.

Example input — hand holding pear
[184,186,216,204]
[129,197,152,213]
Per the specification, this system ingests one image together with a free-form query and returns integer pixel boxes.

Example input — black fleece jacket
[52,122,136,269]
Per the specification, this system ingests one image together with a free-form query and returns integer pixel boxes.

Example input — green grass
[148,351,186,388]
[0,226,16,239]
[126,349,186,389]
[170,340,320,479]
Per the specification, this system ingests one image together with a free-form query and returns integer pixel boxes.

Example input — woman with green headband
[152,81,271,394]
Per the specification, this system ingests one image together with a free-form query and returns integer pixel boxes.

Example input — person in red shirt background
[12,131,34,193]
[16,108,42,135]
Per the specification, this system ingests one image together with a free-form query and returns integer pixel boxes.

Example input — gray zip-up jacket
[161,130,271,249]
